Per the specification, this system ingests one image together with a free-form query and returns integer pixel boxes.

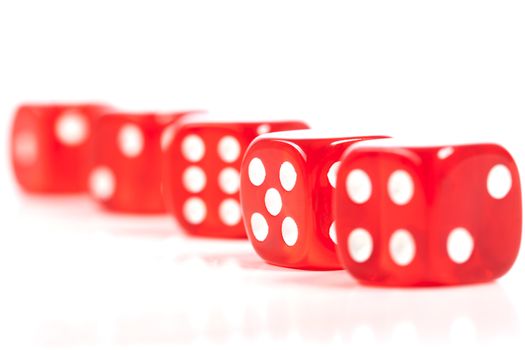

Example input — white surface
[1,1,525,349]
[1,195,524,350]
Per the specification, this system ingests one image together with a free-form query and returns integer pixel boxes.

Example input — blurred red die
[10,103,111,193]
[89,111,197,213]
[162,117,309,238]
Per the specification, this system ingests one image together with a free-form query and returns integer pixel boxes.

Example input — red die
[10,103,111,193]
[239,131,388,270]
[162,118,309,238]
[334,140,522,286]
[89,111,195,213]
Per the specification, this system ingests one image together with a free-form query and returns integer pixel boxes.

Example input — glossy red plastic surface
[240,131,388,270]
[10,103,111,193]
[89,111,194,213]
[335,143,522,286]
[162,121,309,238]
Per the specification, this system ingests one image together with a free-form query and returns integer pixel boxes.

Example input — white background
[0,1,524,349]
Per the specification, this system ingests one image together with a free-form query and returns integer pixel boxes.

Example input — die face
[240,139,309,266]
[240,132,388,270]
[163,121,309,238]
[89,112,186,213]
[10,104,110,193]
[430,144,522,284]
[166,125,248,236]
[335,148,427,285]
[335,143,522,286]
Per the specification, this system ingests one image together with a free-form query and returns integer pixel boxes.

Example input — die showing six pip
[162,115,309,238]
[9,103,523,287]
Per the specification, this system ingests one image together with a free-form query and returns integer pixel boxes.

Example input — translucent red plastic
[10,103,111,193]
[162,121,309,238]
[239,131,388,270]
[89,111,194,213]
[334,142,522,286]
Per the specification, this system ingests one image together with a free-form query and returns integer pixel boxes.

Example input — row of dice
[10,103,522,287]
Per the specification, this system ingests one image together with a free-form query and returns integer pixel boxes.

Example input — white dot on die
[389,229,416,266]
[89,166,116,200]
[248,157,266,186]
[118,123,144,158]
[282,217,299,246]
[14,131,38,165]
[219,199,242,226]
[218,167,240,194]
[328,161,341,188]
[447,227,474,264]
[183,166,206,193]
[329,221,337,244]
[348,228,373,263]
[183,197,207,224]
[279,161,297,191]
[388,170,414,206]
[55,111,89,146]
[218,136,241,163]
[487,164,512,200]
[257,124,271,134]
[181,134,205,162]
[265,188,283,216]
[346,169,372,204]
[251,213,269,242]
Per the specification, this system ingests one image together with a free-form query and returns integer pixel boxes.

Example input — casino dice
[162,118,309,238]
[334,140,522,286]
[10,103,111,193]
[239,130,388,270]
[89,111,196,213]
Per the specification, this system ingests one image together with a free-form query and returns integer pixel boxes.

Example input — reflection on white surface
[0,195,522,349]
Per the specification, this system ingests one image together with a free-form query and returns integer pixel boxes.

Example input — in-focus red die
[89,111,196,213]
[162,118,309,238]
[10,103,111,193]
[334,140,522,286]
[239,131,388,269]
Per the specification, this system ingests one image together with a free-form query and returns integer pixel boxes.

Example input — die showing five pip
[11,104,112,193]
[162,117,309,238]
[239,130,388,270]
[89,111,197,213]
[334,139,522,286]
